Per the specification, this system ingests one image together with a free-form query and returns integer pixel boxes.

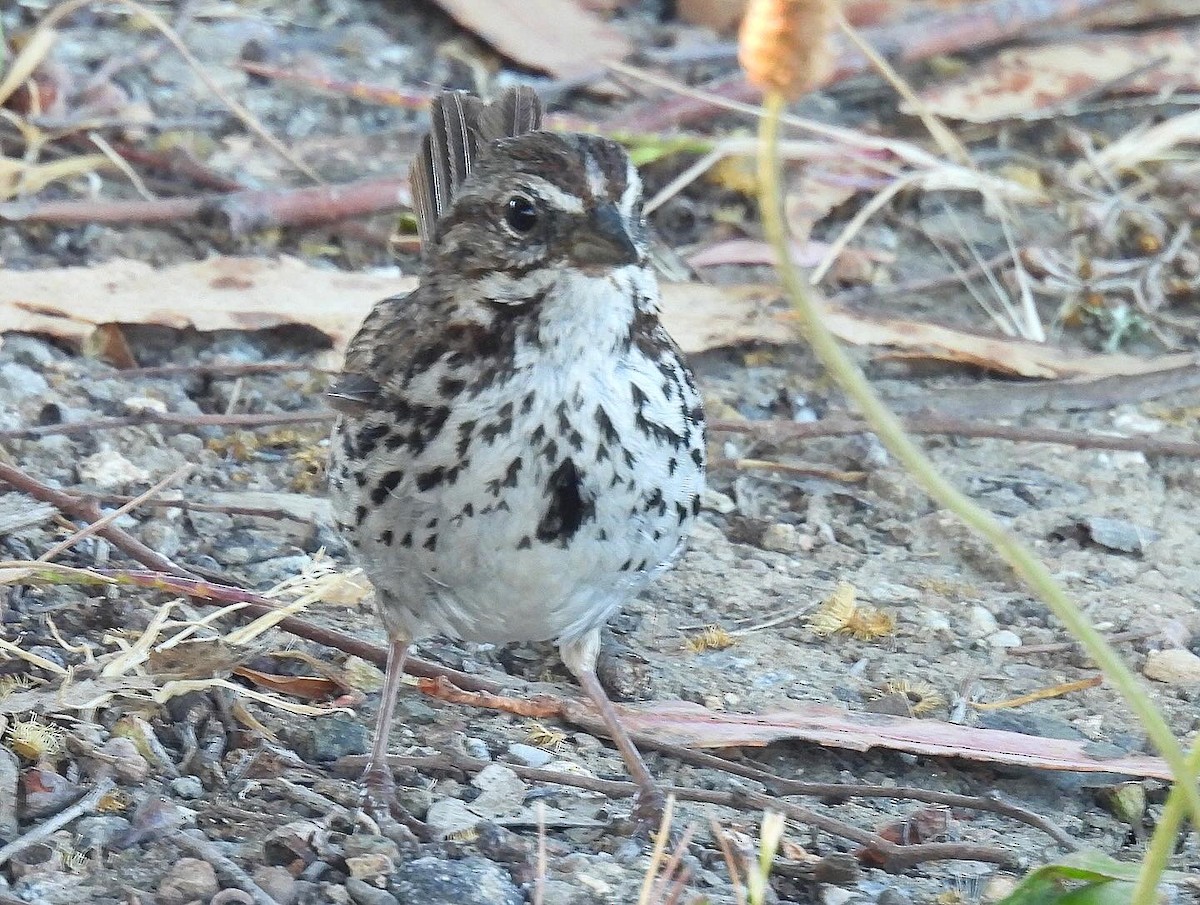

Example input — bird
[326,86,706,830]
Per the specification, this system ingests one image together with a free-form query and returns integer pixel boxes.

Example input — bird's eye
[503,195,539,233]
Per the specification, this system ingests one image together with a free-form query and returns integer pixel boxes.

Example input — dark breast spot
[355,422,390,456]
[371,469,404,505]
[536,459,595,547]
[416,467,445,491]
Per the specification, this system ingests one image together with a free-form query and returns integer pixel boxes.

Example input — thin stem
[756,88,1199,896]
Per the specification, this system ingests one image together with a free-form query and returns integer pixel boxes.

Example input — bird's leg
[561,631,666,833]
[359,637,409,816]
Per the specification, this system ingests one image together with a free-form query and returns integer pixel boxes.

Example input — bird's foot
[356,763,426,842]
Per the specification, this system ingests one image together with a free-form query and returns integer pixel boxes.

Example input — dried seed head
[6,717,65,761]
[738,0,835,100]
[525,722,567,751]
[685,623,737,652]
[878,679,944,716]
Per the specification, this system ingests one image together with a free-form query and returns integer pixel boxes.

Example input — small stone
[346,853,394,882]
[343,834,399,865]
[1083,517,1159,555]
[346,877,401,905]
[538,879,588,905]
[969,605,998,639]
[0,362,49,398]
[506,742,553,768]
[253,866,297,905]
[701,488,736,514]
[74,815,132,850]
[760,522,801,553]
[295,714,369,762]
[986,630,1022,649]
[463,737,491,760]
[1143,649,1200,685]
[139,520,182,560]
[122,395,168,415]
[79,446,150,490]
[156,857,218,905]
[821,887,857,905]
[922,612,951,633]
[169,776,205,799]
[425,797,480,839]
[391,856,523,905]
[97,737,150,783]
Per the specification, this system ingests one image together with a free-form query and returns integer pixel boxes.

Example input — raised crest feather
[410,87,544,253]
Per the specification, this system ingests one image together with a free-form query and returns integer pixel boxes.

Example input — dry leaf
[4,260,1194,381]
[568,700,1175,780]
[911,28,1200,123]
[231,666,340,702]
[426,0,631,78]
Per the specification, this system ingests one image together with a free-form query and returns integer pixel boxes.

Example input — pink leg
[360,637,409,809]
[562,632,665,832]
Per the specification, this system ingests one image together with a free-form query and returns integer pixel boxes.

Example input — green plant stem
[1132,740,1200,903]
[755,89,1200,896]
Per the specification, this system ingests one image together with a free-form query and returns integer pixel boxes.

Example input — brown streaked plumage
[328,87,705,831]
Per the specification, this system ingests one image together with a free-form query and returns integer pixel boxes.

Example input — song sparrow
[328,87,706,828]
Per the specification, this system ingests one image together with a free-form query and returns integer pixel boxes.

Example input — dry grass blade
[0,26,56,106]
[1081,107,1200,177]
[636,794,678,905]
[834,10,969,166]
[0,637,70,675]
[0,154,113,201]
[37,463,192,563]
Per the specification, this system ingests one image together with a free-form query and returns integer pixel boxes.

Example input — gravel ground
[2,1,1200,903]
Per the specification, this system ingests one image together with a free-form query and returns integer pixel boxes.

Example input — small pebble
[80,446,150,489]
[391,856,523,905]
[507,742,553,768]
[295,715,369,762]
[986,630,1022,649]
[1143,649,1200,686]
[463,736,491,760]
[969,605,999,639]
[98,737,150,783]
[156,857,218,905]
[74,815,132,850]
[760,522,801,553]
[701,488,736,514]
[346,877,401,905]
[346,853,394,882]
[169,776,205,799]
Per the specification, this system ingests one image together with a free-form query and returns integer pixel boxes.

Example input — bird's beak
[570,204,638,267]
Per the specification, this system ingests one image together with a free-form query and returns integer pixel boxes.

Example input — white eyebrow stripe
[525,177,585,213]
[619,163,642,220]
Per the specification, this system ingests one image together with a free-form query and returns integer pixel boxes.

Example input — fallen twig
[711,416,1200,458]
[0,175,411,231]
[0,409,335,441]
[7,408,1199,458]
[0,460,498,693]
[341,752,1017,871]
